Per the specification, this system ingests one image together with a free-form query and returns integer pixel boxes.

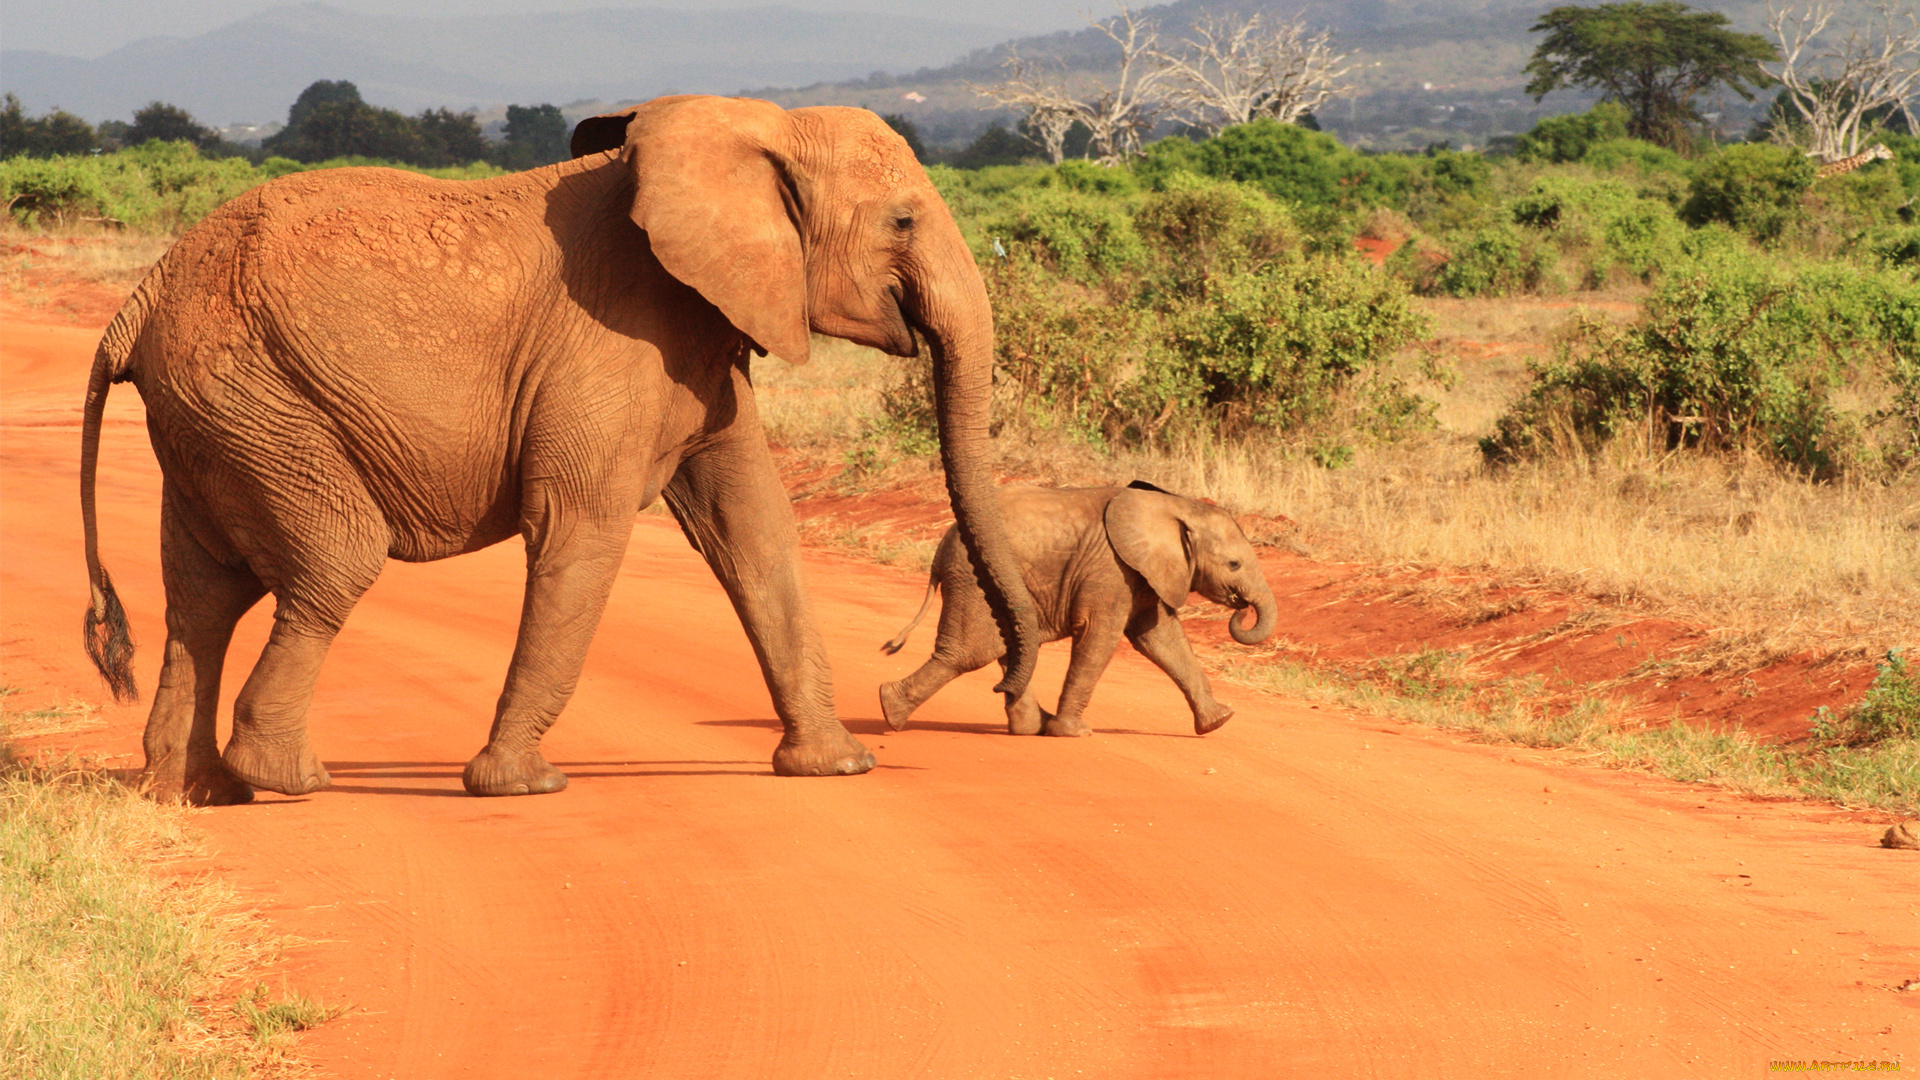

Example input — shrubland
[0,140,504,233]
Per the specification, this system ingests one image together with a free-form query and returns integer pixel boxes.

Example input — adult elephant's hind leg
[222,497,388,797]
[142,487,266,805]
[461,526,632,797]
[666,435,872,777]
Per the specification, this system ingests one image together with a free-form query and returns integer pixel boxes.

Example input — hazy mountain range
[1,2,1017,124]
[2,0,1780,150]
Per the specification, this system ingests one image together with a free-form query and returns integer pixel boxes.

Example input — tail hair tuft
[83,569,139,703]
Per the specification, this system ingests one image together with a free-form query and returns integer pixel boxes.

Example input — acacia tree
[1155,11,1351,135]
[1524,1,1778,149]
[0,94,96,157]
[1767,0,1920,162]
[126,101,219,149]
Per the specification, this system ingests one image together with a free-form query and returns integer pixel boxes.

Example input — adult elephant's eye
[894,215,914,231]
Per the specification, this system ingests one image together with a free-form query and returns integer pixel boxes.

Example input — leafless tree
[1155,10,1353,134]
[1767,0,1920,162]
[1077,6,1171,164]
[972,54,1082,164]
[973,5,1169,165]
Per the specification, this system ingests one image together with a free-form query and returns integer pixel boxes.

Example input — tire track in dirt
[3,305,1915,1077]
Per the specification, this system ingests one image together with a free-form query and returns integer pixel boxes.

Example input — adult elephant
[79,95,1040,805]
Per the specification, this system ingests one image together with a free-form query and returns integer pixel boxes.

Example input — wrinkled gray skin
[77,95,1043,804]
[879,485,1278,737]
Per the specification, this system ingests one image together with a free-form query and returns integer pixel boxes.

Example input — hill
[0,2,1015,125]
[756,0,1781,151]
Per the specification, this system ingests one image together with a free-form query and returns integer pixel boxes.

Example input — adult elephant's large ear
[569,109,637,158]
[1105,489,1194,612]
[609,97,810,366]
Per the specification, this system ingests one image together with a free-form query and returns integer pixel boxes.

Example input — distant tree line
[1,82,572,170]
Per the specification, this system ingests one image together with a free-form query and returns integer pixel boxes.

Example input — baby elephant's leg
[881,578,1002,730]
[1128,606,1233,734]
[1046,619,1125,737]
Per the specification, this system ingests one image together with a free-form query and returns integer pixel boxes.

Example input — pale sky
[3,0,1099,58]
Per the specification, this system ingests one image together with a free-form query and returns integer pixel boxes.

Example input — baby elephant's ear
[1105,489,1193,611]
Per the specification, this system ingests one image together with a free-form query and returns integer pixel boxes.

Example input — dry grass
[1,687,334,1078]
[753,295,1918,660]
[0,685,103,739]
[755,335,892,450]
[0,224,170,287]
[1411,293,1643,433]
[1213,654,1918,815]
[1111,434,1918,655]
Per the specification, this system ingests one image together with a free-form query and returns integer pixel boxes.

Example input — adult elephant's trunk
[1228,576,1277,646]
[914,251,1040,698]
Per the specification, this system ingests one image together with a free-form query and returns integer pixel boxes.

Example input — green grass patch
[0,699,333,1078]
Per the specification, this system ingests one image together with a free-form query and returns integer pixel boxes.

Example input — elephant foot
[771,727,875,776]
[463,746,569,796]
[1044,714,1092,738]
[878,681,914,731]
[141,752,255,806]
[223,733,330,796]
[1194,703,1234,736]
[1007,696,1048,736]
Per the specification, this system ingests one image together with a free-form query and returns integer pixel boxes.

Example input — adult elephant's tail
[81,271,159,702]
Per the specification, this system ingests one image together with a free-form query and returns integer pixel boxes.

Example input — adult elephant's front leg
[463,518,635,797]
[664,438,874,776]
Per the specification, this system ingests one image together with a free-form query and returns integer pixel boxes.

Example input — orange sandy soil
[3,274,1915,1077]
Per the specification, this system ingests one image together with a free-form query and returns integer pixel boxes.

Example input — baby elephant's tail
[881,574,940,655]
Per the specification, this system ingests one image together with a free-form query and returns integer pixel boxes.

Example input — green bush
[976,213,1430,451]
[1396,149,1495,231]
[1581,136,1691,179]
[1158,257,1432,440]
[985,248,1171,442]
[1813,650,1918,745]
[0,155,113,225]
[976,186,1146,282]
[1053,158,1139,195]
[1509,173,1686,285]
[0,143,507,232]
[1188,118,1390,207]
[1132,174,1298,294]
[1680,143,1816,241]
[1431,224,1554,297]
[1859,224,1920,266]
[1483,254,1920,476]
[0,141,260,229]
[1514,103,1631,164]
[1133,135,1209,190]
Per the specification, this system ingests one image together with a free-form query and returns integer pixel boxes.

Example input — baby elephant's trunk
[1228,586,1276,646]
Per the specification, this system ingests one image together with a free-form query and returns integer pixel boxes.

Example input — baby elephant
[879,482,1277,737]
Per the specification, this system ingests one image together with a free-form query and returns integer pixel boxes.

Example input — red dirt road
[3,303,1916,1077]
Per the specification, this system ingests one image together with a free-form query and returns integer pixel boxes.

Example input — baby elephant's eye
[1228,560,1241,571]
